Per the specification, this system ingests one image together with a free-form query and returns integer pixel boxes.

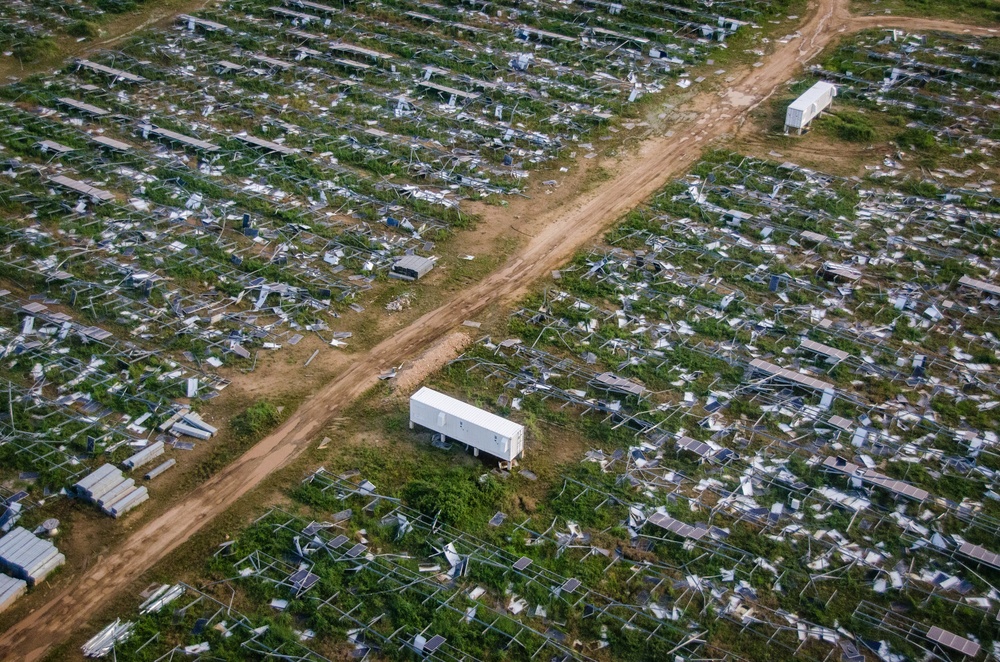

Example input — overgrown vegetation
[230,401,282,441]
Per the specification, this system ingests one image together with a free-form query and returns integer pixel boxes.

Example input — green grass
[852,0,1000,24]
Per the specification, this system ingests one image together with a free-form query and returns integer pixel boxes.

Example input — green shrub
[12,36,57,63]
[66,21,98,39]
[230,401,282,440]
[896,127,936,151]
[401,470,507,526]
[820,112,876,142]
[893,318,923,342]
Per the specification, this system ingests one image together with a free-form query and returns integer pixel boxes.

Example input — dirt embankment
[0,0,996,659]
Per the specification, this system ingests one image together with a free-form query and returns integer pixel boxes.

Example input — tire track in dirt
[0,1,995,658]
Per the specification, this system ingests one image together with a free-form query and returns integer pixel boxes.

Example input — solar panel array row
[646,512,708,540]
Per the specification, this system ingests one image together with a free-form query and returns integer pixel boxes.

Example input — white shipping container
[785,81,837,133]
[409,387,524,463]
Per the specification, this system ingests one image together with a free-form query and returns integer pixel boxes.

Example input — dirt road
[0,1,994,659]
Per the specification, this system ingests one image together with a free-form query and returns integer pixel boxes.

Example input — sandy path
[0,1,995,659]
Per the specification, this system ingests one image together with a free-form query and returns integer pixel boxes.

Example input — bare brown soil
[0,1,997,659]
[393,331,473,395]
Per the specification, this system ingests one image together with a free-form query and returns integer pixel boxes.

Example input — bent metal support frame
[301,469,719,659]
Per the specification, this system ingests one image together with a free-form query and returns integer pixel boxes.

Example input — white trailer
[784,81,837,134]
[409,387,524,463]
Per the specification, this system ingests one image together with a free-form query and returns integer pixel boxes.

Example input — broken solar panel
[799,338,849,363]
[250,53,294,70]
[37,140,74,155]
[926,626,980,657]
[302,521,331,536]
[646,512,708,540]
[749,359,835,393]
[822,456,929,501]
[143,125,220,152]
[74,58,147,83]
[958,275,1000,297]
[270,6,316,21]
[289,569,320,592]
[332,509,352,523]
[957,542,1000,571]
[591,372,647,397]
[345,543,367,558]
[57,97,109,116]
[48,175,115,202]
[828,415,854,431]
[178,14,229,31]
[561,578,581,593]
[676,436,713,459]
[234,133,298,156]
[329,42,393,61]
[91,135,133,151]
[424,635,446,653]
